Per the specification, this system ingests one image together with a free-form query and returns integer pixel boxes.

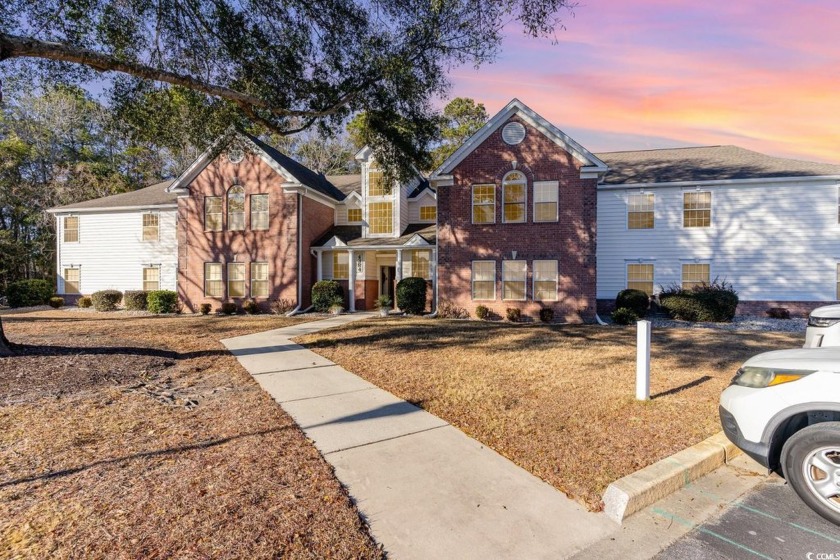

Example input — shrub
[243,299,259,314]
[123,290,148,311]
[475,305,490,320]
[78,296,93,308]
[328,295,344,315]
[91,290,123,311]
[660,279,739,322]
[506,307,521,322]
[220,302,238,315]
[437,300,469,319]
[270,298,295,315]
[376,294,392,310]
[766,307,790,320]
[396,277,427,315]
[312,280,344,312]
[49,296,64,309]
[539,307,555,323]
[7,279,54,308]
[611,307,639,325]
[615,289,649,318]
[147,290,179,314]
[199,303,212,315]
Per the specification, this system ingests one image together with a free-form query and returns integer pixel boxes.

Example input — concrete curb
[602,431,743,523]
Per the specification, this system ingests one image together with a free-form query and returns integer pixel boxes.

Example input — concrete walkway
[221,314,617,559]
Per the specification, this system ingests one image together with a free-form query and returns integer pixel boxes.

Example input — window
[472,261,496,300]
[205,197,222,231]
[333,252,349,279]
[228,186,245,230]
[412,251,430,280]
[534,260,558,301]
[142,213,159,241]
[63,216,79,243]
[347,208,362,223]
[64,268,80,294]
[683,191,711,228]
[143,267,160,291]
[368,170,386,196]
[503,171,527,223]
[368,202,393,234]
[627,263,654,296]
[228,263,246,297]
[251,262,269,298]
[682,263,710,290]
[205,263,223,297]
[534,181,559,222]
[419,206,437,221]
[251,194,269,231]
[472,184,495,224]
[502,260,527,300]
[837,264,840,299]
[628,193,654,229]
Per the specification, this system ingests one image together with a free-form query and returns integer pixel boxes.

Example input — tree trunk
[0,317,12,357]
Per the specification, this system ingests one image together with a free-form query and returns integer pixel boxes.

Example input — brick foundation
[598,298,833,319]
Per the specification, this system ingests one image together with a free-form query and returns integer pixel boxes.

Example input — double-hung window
[63,216,79,243]
[250,194,269,230]
[204,263,223,297]
[205,197,222,231]
[502,171,526,223]
[64,268,80,294]
[533,181,559,222]
[333,252,349,279]
[143,267,160,291]
[142,213,159,241]
[251,262,269,297]
[411,251,430,280]
[227,263,246,297]
[533,260,558,301]
[683,191,711,228]
[227,186,245,231]
[502,260,527,300]
[627,263,654,296]
[627,193,654,229]
[472,185,495,224]
[682,263,710,290]
[472,261,496,300]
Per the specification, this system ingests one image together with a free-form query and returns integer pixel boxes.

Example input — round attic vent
[501,122,526,145]
[227,147,244,164]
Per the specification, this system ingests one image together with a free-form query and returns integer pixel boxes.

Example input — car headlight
[732,366,816,388]
[808,316,840,328]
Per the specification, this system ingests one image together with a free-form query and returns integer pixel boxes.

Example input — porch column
[316,250,323,282]
[396,249,404,283]
[348,249,356,312]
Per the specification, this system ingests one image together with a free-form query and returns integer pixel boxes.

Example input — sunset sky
[449,0,840,163]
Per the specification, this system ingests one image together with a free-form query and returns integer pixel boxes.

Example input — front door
[380,266,396,306]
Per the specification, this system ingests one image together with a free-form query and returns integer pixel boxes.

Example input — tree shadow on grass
[7,344,228,361]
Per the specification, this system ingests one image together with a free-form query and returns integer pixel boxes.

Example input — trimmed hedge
[243,299,259,314]
[78,296,93,308]
[660,279,739,322]
[505,307,521,322]
[615,289,649,318]
[199,303,212,315]
[124,290,148,311]
[396,277,427,315]
[7,279,54,308]
[611,307,638,325]
[91,290,123,311]
[312,280,343,312]
[539,308,554,323]
[475,305,490,320]
[49,296,65,309]
[147,290,179,314]
[220,302,238,315]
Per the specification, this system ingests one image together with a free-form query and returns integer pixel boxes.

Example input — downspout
[428,241,439,318]
[286,193,311,316]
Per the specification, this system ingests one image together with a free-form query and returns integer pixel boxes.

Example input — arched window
[502,171,526,223]
[227,185,245,230]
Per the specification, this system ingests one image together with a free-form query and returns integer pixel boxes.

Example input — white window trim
[471,184,496,225]
[625,261,656,295]
[227,262,246,298]
[205,196,223,232]
[366,201,394,237]
[250,194,270,231]
[346,206,363,224]
[626,191,655,231]
[419,205,437,222]
[63,267,81,295]
[63,215,80,244]
[680,261,712,290]
[502,260,528,301]
[142,213,160,242]
[142,265,161,291]
[533,260,558,301]
[533,181,559,223]
[471,260,496,301]
[204,262,224,298]
[681,189,713,229]
[251,262,270,298]
[502,171,527,224]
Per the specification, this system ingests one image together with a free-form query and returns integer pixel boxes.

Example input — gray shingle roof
[50,180,177,212]
[327,174,362,196]
[313,224,436,248]
[596,145,840,185]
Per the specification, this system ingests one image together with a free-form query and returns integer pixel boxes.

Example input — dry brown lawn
[297,318,803,510]
[0,309,383,560]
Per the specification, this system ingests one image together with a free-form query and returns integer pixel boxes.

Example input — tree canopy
[0,0,575,181]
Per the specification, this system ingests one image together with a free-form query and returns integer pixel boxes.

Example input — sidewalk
[221,314,617,559]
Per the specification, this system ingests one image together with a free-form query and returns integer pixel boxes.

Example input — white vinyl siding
[57,209,177,295]
[597,180,840,302]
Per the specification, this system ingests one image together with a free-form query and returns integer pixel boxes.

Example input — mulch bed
[0,310,383,559]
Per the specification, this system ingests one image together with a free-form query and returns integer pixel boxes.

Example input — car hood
[809,304,840,319]
[743,347,840,372]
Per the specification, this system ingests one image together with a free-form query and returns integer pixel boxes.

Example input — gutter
[47,204,178,214]
[597,174,840,191]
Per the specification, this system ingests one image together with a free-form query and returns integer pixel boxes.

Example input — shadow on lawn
[9,343,228,361]
[0,427,290,489]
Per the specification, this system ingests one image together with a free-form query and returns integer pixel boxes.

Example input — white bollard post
[636,320,651,401]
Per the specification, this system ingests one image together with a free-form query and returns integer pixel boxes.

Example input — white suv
[805,304,840,347]
[720,347,840,525]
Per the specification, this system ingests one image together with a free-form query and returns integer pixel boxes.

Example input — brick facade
[437,115,598,323]
[176,151,332,312]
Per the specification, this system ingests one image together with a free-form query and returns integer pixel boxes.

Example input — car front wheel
[781,422,840,526]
